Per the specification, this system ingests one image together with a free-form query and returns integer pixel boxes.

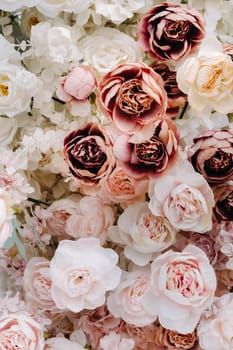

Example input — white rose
[0,0,36,11]
[50,238,121,312]
[36,0,91,17]
[108,202,177,266]
[177,37,233,114]
[0,117,17,145]
[0,63,39,117]
[81,27,142,75]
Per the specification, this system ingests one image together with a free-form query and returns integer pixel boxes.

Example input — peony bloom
[23,257,58,312]
[113,118,179,179]
[56,65,96,117]
[149,159,214,232]
[138,2,205,61]
[177,49,233,114]
[107,266,157,327]
[213,183,233,221]
[0,313,44,349]
[189,129,233,184]
[108,202,177,266]
[150,61,187,117]
[148,245,216,334]
[96,62,167,137]
[198,294,233,350]
[99,332,135,350]
[50,238,121,313]
[64,123,115,185]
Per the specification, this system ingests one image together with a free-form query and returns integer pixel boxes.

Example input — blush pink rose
[147,245,216,334]
[96,62,167,137]
[138,2,205,62]
[45,337,84,350]
[100,332,135,350]
[149,159,214,232]
[56,65,96,117]
[0,313,44,350]
[23,257,58,312]
[50,238,121,313]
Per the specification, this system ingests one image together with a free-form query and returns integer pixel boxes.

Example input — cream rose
[148,245,216,334]
[108,202,177,266]
[0,313,44,349]
[177,38,233,113]
[149,159,214,233]
[50,238,121,312]
[0,63,39,117]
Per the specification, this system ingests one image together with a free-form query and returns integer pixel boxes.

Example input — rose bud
[113,118,179,179]
[213,183,233,221]
[150,61,187,116]
[96,62,167,138]
[64,122,115,185]
[138,2,205,62]
[189,129,233,184]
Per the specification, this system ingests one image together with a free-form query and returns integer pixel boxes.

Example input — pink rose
[100,332,135,350]
[113,118,179,179]
[148,245,216,334]
[149,160,214,232]
[66,196,115,244]
[99,164,148,205]
[64,123,115,185]
[56,65,96,117]
[189,129,233,184]
[50,238,121,313]
[138,2,205,61]
[23,257,57,312]
[0,313,44,349]
[96,62,167,137]
[107,267,157,327]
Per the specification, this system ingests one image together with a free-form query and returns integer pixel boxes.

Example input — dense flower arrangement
[0,0,232,349]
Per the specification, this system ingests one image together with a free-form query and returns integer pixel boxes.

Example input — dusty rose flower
[50,238,121,313]
[138,3,205,62]
[107,267,157,327]
[198,294,233,350]
[99,164,148,205]
[213,183,233,221]
[121,322,160,350]
[100,332,135,350]
[155,325,200,350]
[0,313,44,349]
[189,129,233,184]
[66,196,115,244]
[189,233,217,264]
[23,257,57,312]
[149,160,214,232]
[113,118,179,179]
[96,62,167,137]
[150,62,187,116]
[56,65,96,117]
[148,245,216,334]
[64,123,115,185]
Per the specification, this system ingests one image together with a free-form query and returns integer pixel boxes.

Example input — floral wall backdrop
[0,0,232,349]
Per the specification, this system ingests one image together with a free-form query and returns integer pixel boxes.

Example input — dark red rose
[213,183,233,221]
[189,129,233,184]
[64,122,115,185]
[138,2,205,61]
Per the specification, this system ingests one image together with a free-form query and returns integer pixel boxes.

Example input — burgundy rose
[190,233,217,265]
[213,183,233,221]
[189,129,233,184]
[64,122,115,185]
[96,62,167,137]
[138,2,205,61]
[113,118,179,179]
[150,61,187,116]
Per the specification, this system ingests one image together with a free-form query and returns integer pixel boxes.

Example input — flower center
[108,169,135,195]
[167,329,196,349]
[0,84,8,96]
[135,136,168,169]
[217,191,233,220]
[118,79,153,115]
[163,20,190,41]
[200,65,223,92]
[204,149,233,176]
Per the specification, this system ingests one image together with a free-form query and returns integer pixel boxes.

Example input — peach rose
[23,257,57,312]
[56,65,96,117]
[50,238,121,312]
[149,159,214,232]
[147,245,216,334]
[107,267,157,327]
[96,62,167,137]
[0,313,44,349]
[138,2,205,62]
